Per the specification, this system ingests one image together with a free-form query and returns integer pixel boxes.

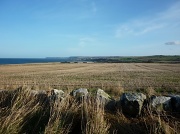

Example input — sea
[0,58,70,65]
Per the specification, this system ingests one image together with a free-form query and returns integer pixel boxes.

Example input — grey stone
[29,90,47,96]
[71,88,88,100]
[73,88,88,96]
[49,89,64,102]
[150,96,171,112]
[96,88,112,103]
[96,89,116,111]
[120,93,146,117]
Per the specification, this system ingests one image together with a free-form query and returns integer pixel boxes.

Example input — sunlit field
[0,63,179,94]
[0,63,180,134]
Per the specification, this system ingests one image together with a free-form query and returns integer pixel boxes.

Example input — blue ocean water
[0,58,69,65]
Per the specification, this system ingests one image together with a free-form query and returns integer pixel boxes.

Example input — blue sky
[0,0,180,58]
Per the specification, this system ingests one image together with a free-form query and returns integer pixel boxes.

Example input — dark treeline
[73,55,180,63]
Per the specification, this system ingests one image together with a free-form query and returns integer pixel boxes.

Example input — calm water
[0,58,69,65]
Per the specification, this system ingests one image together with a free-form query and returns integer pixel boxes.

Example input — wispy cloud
[116,23,166,37]
[78,37,95,47]
[116,1,180,38]
[67,36,97,55]
[165,41,180,45]
[159,2,180,20]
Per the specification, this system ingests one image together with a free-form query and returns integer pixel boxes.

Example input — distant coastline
[0,55,179,65]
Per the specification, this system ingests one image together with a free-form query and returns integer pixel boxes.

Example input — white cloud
[165,41,180,45]
[116,1,180,38]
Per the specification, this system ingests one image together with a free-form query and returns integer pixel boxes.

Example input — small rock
[150,96,171,112]
[96,88,112,102]
[71,88,88,101]
[96,89,116,111]
[30,90,47,95]
[49,89,64,102]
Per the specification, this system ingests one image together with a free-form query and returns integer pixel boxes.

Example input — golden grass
[0,63,180,133]
[0,87,49,134]
[0,87,180,134]
[0,63,179,94]
[45,95,80,134]
[81,97,110,134]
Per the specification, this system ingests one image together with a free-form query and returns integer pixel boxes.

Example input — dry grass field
[0,63,180,134]
[0,63,179,94]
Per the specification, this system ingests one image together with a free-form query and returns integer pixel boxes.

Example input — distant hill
[45,55,180,63]
[73,55,180,63]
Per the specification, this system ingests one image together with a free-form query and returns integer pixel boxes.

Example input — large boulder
[150,96,171,112]
[170,95,180,113]
[120,93,146,117]
[96,89,116,111]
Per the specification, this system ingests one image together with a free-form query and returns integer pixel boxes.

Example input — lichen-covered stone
[96,88,112,103]
[96,89,116,111]
[71,88,88,101]
[49,89,64,102]
[150,96,171,112]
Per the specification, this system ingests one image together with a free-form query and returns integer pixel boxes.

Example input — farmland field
[0,63,180,134]
[0,63,179,93]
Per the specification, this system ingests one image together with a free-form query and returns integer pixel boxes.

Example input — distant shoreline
[0,55,179,65]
